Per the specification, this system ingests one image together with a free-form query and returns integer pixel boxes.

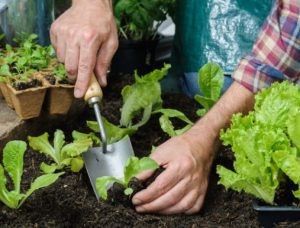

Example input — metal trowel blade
[83,136,134,199]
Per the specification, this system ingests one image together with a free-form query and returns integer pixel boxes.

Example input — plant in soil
[28,129,93,174]
[194,62,225,117]
[113,0,175,40]
[0,33,57,90]
[217,81,300,204]
[96,156,159,200]
[0,140,63,209]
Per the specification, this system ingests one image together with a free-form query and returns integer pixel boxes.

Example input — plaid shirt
[232,0,300,93]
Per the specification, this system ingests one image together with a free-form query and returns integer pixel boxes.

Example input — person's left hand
[132,127,216,214]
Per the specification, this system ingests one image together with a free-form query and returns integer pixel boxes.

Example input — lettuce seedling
[86,117,137,144]
[194,63,224,116]
[28,129,93,173]
[0,140,63,209]
[153,108,193,137]
[120,64,170,128]
[96,156,159,200]
[217,82,300,204]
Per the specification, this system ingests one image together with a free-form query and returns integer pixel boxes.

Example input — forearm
[187,82,255,153]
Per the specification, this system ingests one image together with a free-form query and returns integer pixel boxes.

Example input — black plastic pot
[253,203,300,227]
[110,38,159,77]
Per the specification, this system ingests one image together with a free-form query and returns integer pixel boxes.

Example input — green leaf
[124,187,133,195]
[124,156,158,185]
[61,139,92,158]
[254,81,300,128]
[19,172,64,208]
[272,149,300,184]
[72,130,101,145]
[70,157,84,173]
[198,63,224,100]
[0,164,14,208]
[96,176,122,200]
[194,95,215,111]
[120,65,170,127]
[287,112,300,149]
[40,162,58,174]
[87,118,137,144]
[154,108,193,137]
[217,165,275,204]
[293,186,300,199]
[53,130,65,163]
[3,141,27,193]
[28,133,58,164]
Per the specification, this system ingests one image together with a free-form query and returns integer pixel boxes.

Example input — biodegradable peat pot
[41,73,75,115]
[0,85,3,98]
[0,82,14,108]
[110,38,159,77]
[5,81,47,119]
[253,203,300,227]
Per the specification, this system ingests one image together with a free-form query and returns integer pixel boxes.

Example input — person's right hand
[50,0,118,98]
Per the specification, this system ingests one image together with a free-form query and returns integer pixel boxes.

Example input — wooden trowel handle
[84,74,103,102]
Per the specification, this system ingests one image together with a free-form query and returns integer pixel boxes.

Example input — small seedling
[0,140,63,209]
[96,156,159,200]
[194,63,224,116]
[28,129,93,173]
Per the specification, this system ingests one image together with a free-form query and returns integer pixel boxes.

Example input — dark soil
[12,78,42,90]
[1,73,300,227]
[44,74,71,85]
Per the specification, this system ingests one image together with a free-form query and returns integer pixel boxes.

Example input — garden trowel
[83,74,134,199]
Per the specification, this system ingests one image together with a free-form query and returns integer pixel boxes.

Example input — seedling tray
[253,203,300,227]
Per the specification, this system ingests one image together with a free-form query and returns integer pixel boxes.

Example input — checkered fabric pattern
[232,0,300,93]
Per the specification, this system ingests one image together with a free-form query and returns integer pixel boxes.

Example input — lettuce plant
[217,81,300,204]
[96,156,159,200]
[0,140,63,209]
[194,63,224,116]
[120,64,170,128]
[28,129,93,173]
[153,108,193,137]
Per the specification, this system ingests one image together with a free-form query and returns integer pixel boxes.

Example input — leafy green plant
[120,64,170,127]
[96,156,159,200]
[194,63,224,117]
[0,33,58,88]
[28,129,93,174]
[0,140,63,209]
[153,108,193,137]
[113,0,175,40]
[217,81,300,204]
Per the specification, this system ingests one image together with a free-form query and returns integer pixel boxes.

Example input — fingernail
[74,88,82,98]
[132,198,142,205]
[136,206,145,213]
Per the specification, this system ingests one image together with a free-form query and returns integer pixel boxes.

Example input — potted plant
[111,0,175,76]
[217,81,300,226]
[40,62,75,115]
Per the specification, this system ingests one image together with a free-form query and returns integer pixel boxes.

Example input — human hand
[50,0,118,98]
[132,127,217,215]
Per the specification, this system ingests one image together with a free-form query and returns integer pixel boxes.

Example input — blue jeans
[160,72,234,98]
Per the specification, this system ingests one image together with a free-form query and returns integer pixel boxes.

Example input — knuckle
[81,27,98,43]
[78,63,89,73]
[66,67,78,76]
[180,158,193,172]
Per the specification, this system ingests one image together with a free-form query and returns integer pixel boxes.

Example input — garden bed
[0,75,299,227]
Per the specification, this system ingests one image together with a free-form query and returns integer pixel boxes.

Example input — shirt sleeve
[232,0,300,93]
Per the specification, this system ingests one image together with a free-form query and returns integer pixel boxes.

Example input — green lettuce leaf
[87,118,137,144]
[287,112,300,149]
[96,176,122,200]
[3,141,27,193]
[19,172,64,208]
[153,108,193,137]
[120,64,170,127]
[194,63,224,117]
